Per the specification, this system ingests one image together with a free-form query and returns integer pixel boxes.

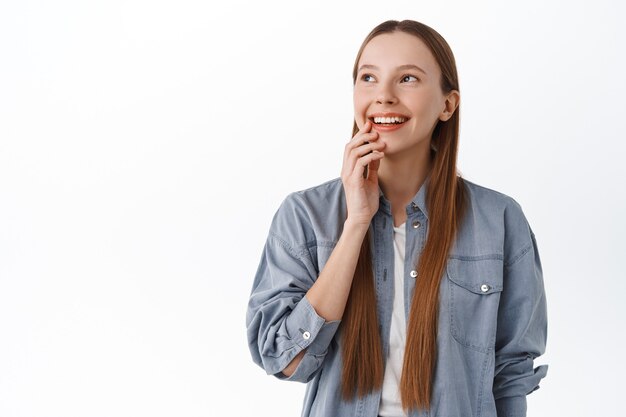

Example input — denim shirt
[246,175,548,417]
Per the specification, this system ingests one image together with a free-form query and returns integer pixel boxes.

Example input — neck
[377,144,433,204]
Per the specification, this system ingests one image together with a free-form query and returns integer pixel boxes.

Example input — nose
[376,84,398,105]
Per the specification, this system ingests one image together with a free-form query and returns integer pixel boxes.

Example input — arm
[493,225,549,417]
[248,122,384,382]
[281,218,369,376]
[246,194,369,383]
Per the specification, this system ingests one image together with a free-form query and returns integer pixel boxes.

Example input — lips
[367,112,410,132]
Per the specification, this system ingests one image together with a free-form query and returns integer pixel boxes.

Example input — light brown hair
[340,19,468,412]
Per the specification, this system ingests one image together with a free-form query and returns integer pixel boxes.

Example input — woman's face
[354,31,457,157]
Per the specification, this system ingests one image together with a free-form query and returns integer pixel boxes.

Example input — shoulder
[269,177,345,246]
[289,177,344,204]
[459,177,535,264]
[461,177,528,220]
[277,177,344,215]
[461,177,518,209]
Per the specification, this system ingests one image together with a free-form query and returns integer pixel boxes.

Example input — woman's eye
[401,75,418,82]
[361,74,375,82]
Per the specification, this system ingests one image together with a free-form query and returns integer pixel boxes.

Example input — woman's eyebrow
[358,64,427,75]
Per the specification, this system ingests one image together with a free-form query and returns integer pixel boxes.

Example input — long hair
[340,19,468,412]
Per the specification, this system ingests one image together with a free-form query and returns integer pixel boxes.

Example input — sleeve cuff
[285,295,341,353]
[275,349,326,383]
[273,296,341,382]
[495,395,527,417]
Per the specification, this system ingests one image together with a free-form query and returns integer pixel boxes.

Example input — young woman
[246,19,548,417]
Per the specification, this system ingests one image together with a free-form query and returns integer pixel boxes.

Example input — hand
[341,120,386,227]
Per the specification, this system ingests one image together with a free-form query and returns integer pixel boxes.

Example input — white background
[1,1,624,416]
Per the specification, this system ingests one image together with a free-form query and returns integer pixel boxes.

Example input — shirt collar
[378,171,431,220]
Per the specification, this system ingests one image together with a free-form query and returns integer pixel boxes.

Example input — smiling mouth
[368,116,410,126]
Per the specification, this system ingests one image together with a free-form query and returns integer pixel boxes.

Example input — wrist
[343,218,371,234]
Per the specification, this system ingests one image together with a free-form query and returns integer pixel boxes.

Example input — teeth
[373,116,407,124]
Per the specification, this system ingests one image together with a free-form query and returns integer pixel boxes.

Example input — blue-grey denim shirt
[246,175,548,417]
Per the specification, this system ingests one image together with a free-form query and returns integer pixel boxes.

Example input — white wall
[1,1,624,416]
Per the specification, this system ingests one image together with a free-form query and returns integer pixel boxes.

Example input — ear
[439,90,460,122]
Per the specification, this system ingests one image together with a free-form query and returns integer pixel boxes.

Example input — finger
[346,141,385,174]
[352,141,385,158]
[351,120,376,141]
[343,130,378,172]
[346,130,379,153]
[347,120,370,144]
[350,129,378,145]
[365,153,382,182]
[354,151,385,179]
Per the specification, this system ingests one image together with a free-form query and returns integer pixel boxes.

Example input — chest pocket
[446,257,504,353]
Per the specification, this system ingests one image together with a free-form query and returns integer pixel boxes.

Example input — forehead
[358,31,438,75]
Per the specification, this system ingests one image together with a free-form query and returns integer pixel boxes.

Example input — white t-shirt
[378,221,408,417]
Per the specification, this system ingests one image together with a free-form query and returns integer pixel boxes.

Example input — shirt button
[412,220,421,228]
[411,202,418,211]
[410,270,418,278]
[480,284,490,293]
[302,331,311,340]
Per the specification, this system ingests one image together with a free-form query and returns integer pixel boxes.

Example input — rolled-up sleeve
[493,225,549,417]
[246,195,341,383]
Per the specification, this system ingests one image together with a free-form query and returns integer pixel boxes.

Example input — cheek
[353,96,368,124]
